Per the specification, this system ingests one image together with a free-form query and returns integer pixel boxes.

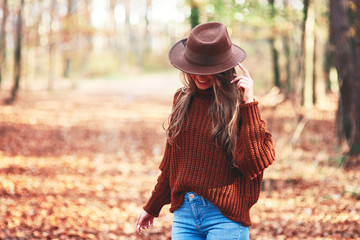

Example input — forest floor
[0,72,359,239]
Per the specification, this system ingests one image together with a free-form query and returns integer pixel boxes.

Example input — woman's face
[190,74,215,90]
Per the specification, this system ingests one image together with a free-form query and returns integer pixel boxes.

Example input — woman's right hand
[136,210,155,234]
[231,63,254,104]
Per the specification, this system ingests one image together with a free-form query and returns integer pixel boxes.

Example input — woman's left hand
[136,210,155,234]
[231,63,254,104]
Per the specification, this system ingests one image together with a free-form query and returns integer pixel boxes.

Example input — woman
[136,22,275,240]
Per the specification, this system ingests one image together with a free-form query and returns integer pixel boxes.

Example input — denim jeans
[172,192,250,240]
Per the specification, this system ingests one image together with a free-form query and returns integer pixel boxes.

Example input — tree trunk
[303,0,315,108]
[124,0,131,67]
[313,22,327,107]
[313,0,328,107]
[268,0,281,88]
[0,0,8,87]
[330,0,360,161]
[34,0,44,83]
[81,0,92,75]
[144,0,152,56]
[283,35,291,96]
[6,0,24,104]
[349,0,360,156]
[48,0,56,91]
[108,0,117,50]
[63,0,76,78]
[330,0,355,144]
[282,0,292,98]
[124,0,141,66]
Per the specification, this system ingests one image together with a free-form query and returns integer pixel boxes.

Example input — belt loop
[201,196,207,206]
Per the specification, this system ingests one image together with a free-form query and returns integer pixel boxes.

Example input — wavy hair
[165,68,241,158]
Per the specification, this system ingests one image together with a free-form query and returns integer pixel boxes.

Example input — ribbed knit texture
[143,88,275,227]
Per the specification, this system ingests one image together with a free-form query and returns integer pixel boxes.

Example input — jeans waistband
[185,191,198,196]
[184,192,207,206]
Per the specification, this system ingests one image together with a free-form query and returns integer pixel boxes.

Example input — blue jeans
[172,192,250,240]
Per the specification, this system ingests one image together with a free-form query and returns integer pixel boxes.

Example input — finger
[230,76,252,83]
[230,78,238,84]
[237,81,251,90]
[234,81,249,90]
[238,62,251,78]
[237,79,251,85]
[237,82,251,89]
[230,74,238,83]
[148,220,152,228]
[137,224,141,234]
[237,77,253,86]
[231,76,251,84]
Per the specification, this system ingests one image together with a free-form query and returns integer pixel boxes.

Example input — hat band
[184,47,232,66]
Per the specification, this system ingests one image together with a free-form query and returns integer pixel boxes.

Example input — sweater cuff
[239,101,262,125]
[143,182,171,217]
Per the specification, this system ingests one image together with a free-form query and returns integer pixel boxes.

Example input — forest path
[0,72,358,239]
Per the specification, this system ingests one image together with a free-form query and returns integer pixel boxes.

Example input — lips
[192,74,214,90]
[196,77,211,84]
[197,79,209,84]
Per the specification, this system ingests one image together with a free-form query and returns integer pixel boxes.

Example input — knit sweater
[143,87,275,226]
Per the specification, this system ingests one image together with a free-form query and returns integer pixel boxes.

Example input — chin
[196,84,212,90]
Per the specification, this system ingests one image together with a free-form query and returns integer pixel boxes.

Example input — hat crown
[168,21,246,75]
[187,22,232,56]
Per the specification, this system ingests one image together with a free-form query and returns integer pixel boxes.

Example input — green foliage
[190,4,200,28]
[187,0,304,40]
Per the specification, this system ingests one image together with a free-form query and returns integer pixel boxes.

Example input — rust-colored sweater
[143,88,275,226]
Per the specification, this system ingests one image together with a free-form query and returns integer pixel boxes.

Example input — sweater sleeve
[233,101,275,179]
[143,90,183,217]
[143,140,172,217]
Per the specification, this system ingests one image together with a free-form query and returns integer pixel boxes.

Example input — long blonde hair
[165,68,241,158]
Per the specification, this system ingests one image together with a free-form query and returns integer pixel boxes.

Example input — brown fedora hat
[168,22,246,75]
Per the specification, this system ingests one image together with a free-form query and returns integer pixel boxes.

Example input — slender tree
[32,0,44,83]
[108,0,117,50]
[48,0,56,90]
[302,0,315,108]
[268,0,281,88]
[144,0,152,55]
[6,0,24,104]
[0,0,8,87]
[63,0,76,78]
[124,0,141,66]
[313,0,327,106]
[282,0,292,97]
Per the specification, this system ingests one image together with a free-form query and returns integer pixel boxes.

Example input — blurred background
[0,0,359,239]
[0,0,332,96]
[2,0,359,154]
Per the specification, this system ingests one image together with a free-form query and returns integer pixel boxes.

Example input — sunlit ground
[0,73,359,239]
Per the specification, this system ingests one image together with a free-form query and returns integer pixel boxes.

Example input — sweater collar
[194,87,214,100]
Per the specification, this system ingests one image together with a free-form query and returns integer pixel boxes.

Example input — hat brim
[168,38,247,75]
